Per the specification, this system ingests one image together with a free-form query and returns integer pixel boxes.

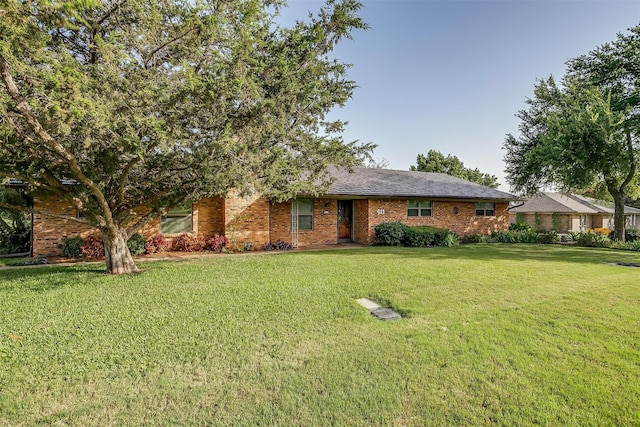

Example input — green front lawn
[1,245,639,426]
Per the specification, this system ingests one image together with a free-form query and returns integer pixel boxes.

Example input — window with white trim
[475,202,495,217]
[292,198,314,231]
[160,203,193,234]
[407,200,432,217]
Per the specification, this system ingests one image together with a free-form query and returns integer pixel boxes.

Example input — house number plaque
[377,208,385,215]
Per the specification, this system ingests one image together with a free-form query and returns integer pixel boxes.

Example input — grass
[1,244,639,426]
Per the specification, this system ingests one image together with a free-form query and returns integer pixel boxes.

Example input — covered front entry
[337,200,353,241]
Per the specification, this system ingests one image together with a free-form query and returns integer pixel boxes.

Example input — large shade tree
[0,0,373,273]
[504,25,640,241]
[410,149,499,188]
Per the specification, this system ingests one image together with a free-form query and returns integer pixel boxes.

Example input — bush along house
[30,167,518,256]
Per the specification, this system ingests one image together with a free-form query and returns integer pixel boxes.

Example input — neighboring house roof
[511,192,640,215]
[325,167,518,201]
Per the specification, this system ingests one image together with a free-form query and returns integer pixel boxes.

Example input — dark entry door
[337,200,353,241]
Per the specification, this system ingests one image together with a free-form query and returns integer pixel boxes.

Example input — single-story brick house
[509,192,640,232]
[29,167,518,256]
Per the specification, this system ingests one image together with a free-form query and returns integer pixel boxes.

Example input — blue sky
[278,0,640,190]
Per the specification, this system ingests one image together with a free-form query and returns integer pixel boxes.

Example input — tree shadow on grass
[0,264,108,293]
[299,244,640,267]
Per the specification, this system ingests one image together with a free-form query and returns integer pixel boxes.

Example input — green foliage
[0,221,30,254]
[536,231,559,244]
[374,222,409,246]
[0,186,31,254]
[461,233,487,244]
[504,25,640,241]
[608,229,640,242]
[403,227,435,247]
[515,211,525,224]
[375,223,458,247]
[551,212,562,232]
[509,222,531,232]
[533,213,541,232]
[489,230,539,244]
[0,0,373,273]
[575,232,612,248]
[410,150,499,188]
[440,232,460,247]
[127,233,146,256]
[57,236,83,258]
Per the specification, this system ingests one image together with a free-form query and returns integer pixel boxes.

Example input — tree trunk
[612,193,626,242]
[102,228,140,274]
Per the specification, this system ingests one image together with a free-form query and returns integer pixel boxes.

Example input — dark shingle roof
[325,167,517,201]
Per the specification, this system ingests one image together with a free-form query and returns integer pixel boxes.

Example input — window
[407,200,432,217]
[292,198,314,231]
[475,202,495,217]
[160,203,193,234]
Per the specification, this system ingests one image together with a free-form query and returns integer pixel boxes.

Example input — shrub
[403,227,434,247]
[626,229,640,242]
[509,222,531,232]
[81,233,105,258]
[127,233,146,255]
[204,234,228,252]
[144,234,171,254]
[608,229,640,242]
[489,230,538,243]
[620,240,640,251]
[262,240,293,251]
[461,233,487,244]
[0,222,31,255]
[536,231,558,244]
[374,222,409,246]
[575,231,611,248]
[172,233,205,252]
[57,236,83,258]
[441,232,460,247]
[588,227,611,237]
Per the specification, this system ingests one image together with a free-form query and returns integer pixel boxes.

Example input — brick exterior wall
[362,199,509,242]
[32,196,97,256]
[224,194,270,250]
[269,198,338,247]
[32,195,511,256]
[352,199,370,244]
[32,195,226,256]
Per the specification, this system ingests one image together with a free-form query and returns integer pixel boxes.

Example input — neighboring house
[29,167,518,256]
[509,192,640,232]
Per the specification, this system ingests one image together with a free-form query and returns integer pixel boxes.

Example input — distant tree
[365,157,390,169]
[504,25,640,241]
[0,0,373,273]
[410,150,499,188]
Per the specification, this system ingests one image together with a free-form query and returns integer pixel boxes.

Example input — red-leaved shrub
[204,234,228,252]
[81,233,105,258]
[144,234,170,254]
[171,233,205,252]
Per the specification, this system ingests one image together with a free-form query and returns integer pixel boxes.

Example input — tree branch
[0,55,117,235]
[117,156,141,206]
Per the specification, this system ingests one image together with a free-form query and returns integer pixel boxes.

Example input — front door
[337,200,353,241]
